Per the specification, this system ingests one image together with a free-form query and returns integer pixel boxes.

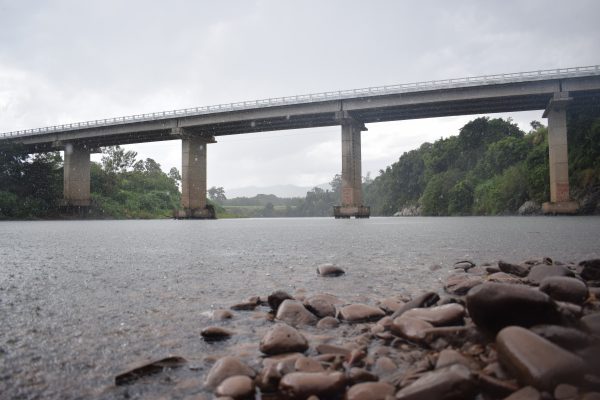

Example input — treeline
[364,107,600,215]
[0,145,191,219]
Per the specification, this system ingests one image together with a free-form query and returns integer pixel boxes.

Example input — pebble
[503,386,542,400]
[212,309,233,320]
[487,272,522,284]
[498,260,530,277]
[304,294,340,318]
[346,381,395,400]
[200,326,233,341]
[554,383,579,400]
[529,324,591,350]
[391,292,440,318]
[268,290,294,312]
[395,364,475,399]
[539,276,589,305]
[435,348,474,370]
[443,273,484,296]
[466,283,562,333]
[259,323,308,355]
[402,303,465,326]
[580,259,600,281]
[294,356,324,373]
[204,356,255,389]
[278,372,346,399]
[316,263,345,277]
[316,316,339,329]
[276,300,318,326]
[348,367,378,384]
[338,304,385,322]
[391,316,434,342]
[378,297,405,314]
[580,312,600,334]
[496,326,586,390]
[527,264,574,285]
[215,375,255,399]
[454,260,476,271]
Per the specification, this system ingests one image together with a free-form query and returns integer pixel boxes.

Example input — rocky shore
[116,259,600,399]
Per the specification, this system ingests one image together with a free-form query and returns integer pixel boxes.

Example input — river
[1,217,599,399]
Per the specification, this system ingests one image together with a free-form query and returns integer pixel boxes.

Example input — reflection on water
[1,217,599,398]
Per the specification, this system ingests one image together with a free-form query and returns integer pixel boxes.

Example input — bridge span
[2,66,600,217]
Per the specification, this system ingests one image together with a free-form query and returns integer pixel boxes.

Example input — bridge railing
[1,65,599,139]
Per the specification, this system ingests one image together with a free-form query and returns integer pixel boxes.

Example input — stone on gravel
[215,375,255,399]
[346,381,395,400]
[498,260,530,277]
[391,292,440,318]
[278,372,346,399]
[395,364,475,400]
[402,303,465,326]
[268,290,294,312]
[539,276,589,305]
[316,316,339,329]
[294,356,324,373]
[378,297,405,314]
[391,316,434,342]
[276,300,318,326]
[435,349,474,370]
[348,367,379,384]
[338,304,385,323]
[580,259,600,281]
[581,312,600,334]
[454,260,476,271]
[444,273,484,296]
[316,263,345,277]
[259,323,308,355]
[496,326,586,390]
[304,294,340,318]
[487,272,522,284]
[204,356,255,389]
[466,283,562,333]
[212,309,233,320]
[527,264,574,285]
[200,326,233,341]
[529,324,591,350]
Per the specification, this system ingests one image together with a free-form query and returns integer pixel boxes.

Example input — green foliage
[473,164,529,215]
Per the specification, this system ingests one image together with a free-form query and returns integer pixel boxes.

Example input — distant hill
[226,183,330,199]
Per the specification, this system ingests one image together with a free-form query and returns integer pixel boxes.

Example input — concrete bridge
[2,65,600,217]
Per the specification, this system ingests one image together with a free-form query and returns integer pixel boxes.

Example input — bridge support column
[334,112,370,218]
[176,134,216,219]
[63,144,91,208]
[542,92,578,214]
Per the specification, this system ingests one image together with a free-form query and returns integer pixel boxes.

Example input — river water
[1,217,599,399]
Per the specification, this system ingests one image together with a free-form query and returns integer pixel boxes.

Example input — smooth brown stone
[268,290,294,312]
[338,304,385,323]
[316,263,345,277]
[454,260,476,270]
[502,385,541,400]
[315,343,351,358]
[294,356,324,373]
[435,349,473,370]
[304,294,340,318]
[378,297,405,314]
[259,323,308,355]
[348,367,379,384]
[581,312,600,334]
[391,292,440,319]
[391,316,434,342]
[215,375,255,399]
[316,316,339,329]
[540,276,589,304]
[204,356,255,389]
[278,372,345,399]
[527,264,574,285]
[466,283,562,333]
[276,300,318,326]
[230,301,258,311]
[444,273,483,296]
[212,309,233,320]
[554,383,578,400]
[498,260,531,277]
[496,326,586,390]
[402,303,465,326]
[487,272,523,284]
[529,324,591,350]
[395,364,475,400]
[347,381,395,400]
[200,326,233,341]
[374,356,396,378]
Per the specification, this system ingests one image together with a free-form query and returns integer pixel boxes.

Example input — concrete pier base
[63,144,91,207]
[334,112,370,219]
[542,93,578,215]
[177,133,216,219]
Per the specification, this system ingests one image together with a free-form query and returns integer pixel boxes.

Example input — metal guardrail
[1,65,599,139]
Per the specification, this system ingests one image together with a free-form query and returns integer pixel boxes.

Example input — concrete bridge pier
[334,112,370,218]
[542,92,579,214]
[62,143,91,209]
[176,132,216,219]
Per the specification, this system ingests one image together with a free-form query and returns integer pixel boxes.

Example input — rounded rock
[527,264,574,285]
[268,290,294,312]
[276,299,318,326]
[539,276,588,305]
[215,375,255,399]
[204,356,255,389]
[346,381,395,400]
[259,323,309,355]
[316,316,339,329]
[278,372,345,399]
[402,303,465,326]
[201,326,233,341]
[304,294,341,318]
[316,263,345,277]
[390,316,434,342]
[338,304,385,323]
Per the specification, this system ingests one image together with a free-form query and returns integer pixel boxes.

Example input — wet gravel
[0,216,599,399]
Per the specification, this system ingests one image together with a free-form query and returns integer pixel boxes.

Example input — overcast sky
[1,1,599,194]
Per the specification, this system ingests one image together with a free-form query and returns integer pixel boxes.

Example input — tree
[168,167,181,182]
[207,186,227,202]
[101,146,138,174]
